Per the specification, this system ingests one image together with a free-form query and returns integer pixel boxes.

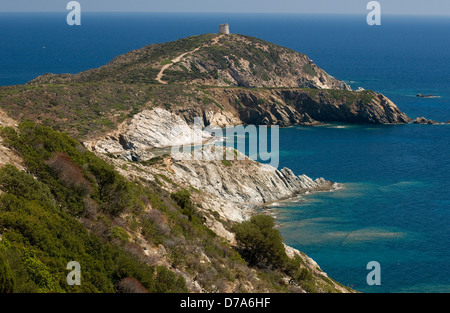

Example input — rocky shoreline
[413,116,450,125]
[92,116,351,292]
[86,107,344,247]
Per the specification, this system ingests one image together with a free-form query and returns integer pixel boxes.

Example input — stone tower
[218,24,230,34]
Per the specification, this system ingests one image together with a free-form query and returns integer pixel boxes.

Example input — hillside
[0,32,410,293]
[28,34,350,90]
[0,115,352,293]
[0,33,411,139]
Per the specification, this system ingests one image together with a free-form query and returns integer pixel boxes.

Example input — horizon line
[0,11,449,17]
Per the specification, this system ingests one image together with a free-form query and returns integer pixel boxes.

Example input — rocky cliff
[167,87,411,127]
[87,106,340,221]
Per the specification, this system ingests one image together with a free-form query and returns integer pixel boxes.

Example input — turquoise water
[275,124,450,292]
[0,12,449,292]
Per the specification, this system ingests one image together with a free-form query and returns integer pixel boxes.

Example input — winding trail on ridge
[156,34,224,85]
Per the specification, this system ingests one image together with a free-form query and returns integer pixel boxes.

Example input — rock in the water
[413,117,439,125]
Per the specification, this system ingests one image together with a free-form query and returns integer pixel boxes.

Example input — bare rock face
[413,117,439,125]
[94,113,341,224]
[123,108,211,148]
[366,94,412,124]
[162,88,412,130]
[203,110,242,128]
[83,107,351,293]
[169,147,341,222]
[85,108,212,161]
[171,159,334,206]
[264,90,412,125]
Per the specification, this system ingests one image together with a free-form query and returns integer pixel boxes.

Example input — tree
[232,214,288,269]
[116,277,148,293]
[0,253,15,293]
[171,189,197,220]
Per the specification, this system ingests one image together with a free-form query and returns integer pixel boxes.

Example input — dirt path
[156,34,224,85]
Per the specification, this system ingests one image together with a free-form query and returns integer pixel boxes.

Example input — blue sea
[1,12,449,293]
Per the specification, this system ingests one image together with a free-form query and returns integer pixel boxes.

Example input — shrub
[303,63,317,77]
[0,253,15,293]
[111,226,130,243]
[154,266,188,293]
[0,164,54,206]
[232,214,288,269]
[45,152,91,196]
[116,277,148,293]
[221,160,232,167]
[170,189,196,220]
[160,59,173,65]
[0,124,190,293]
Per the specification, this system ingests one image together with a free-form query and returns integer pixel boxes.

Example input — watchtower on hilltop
[219,24,230,34]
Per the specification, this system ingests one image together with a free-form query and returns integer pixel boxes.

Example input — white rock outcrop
[85,108,212,160]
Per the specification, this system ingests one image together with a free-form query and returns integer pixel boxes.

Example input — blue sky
[1,0,450,15]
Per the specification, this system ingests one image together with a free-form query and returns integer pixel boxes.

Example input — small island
[416,93,440,98]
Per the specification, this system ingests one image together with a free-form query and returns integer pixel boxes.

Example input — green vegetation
[111,226,130,243]
[0,252,14,293]
[233,214,327,292]
[233,215,287,269]
[1,122,314,293]
[0,33,374,293]
[0,83,154,139]
[0,33,380,141]
[165,69,209,84]
[170,189,201,222]
[0,121,143,217]
[303,63,317,77]
[158,173,177,187]
[140,155,168,166]
[0,123,189,293]
[206,45,231,69]
[160,59,173,65]
[234,97,244,110]
[321,89,376,108]
[0,164,185,292]
[221,159,233,167]
[200,96,224,110]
